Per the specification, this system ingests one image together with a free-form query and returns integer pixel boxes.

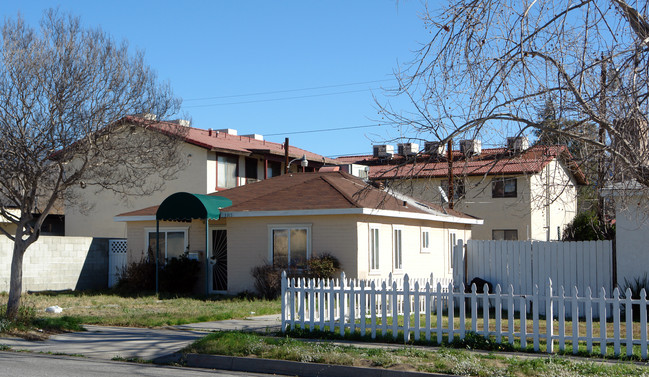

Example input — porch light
[288,154,308,171]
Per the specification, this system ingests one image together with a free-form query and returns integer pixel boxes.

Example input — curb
[171,353,459,377]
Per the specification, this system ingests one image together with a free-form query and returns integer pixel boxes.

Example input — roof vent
[169,119,190,127]
[372,145,394,158]
[507,136,529,152]
[459,139,482,157]
[424,141,447,156]
[216,128,237,135]
[242,133,264,140]
[397,143,419,156]
[134,113,157,121]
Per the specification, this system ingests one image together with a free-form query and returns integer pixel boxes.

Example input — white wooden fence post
[586,287,593,354]
[599,286,607,356]
[546,278,554,353]
[471,283,478,333]
[404,275,410,343]
[381,281,388,337]
[533,284,540,352]
[392,281,398,340]
[572,286,579,355]
[460,283,466,340]
[448,282,455,343]
[641,289,648,360]
[613,288,620,357]
[360,280,366,337]
[625,287,633,357]
[437,282,443,345]
[425,282,432,341]
[495,284,502,344]
[339,272,346,337]
[414,281,420,341]
[558,286,565,352]
[507,284,514,345]
[290,277,296,330]
[349,279,356,335]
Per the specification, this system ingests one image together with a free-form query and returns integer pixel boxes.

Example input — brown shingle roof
[116,171,478,221]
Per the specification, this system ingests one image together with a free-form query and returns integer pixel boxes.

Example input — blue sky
[2,1,432,158]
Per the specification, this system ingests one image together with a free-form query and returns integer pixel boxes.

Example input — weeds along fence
[281,272,649,359]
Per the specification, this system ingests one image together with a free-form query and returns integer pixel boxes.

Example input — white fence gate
[454,240,613,297]
[108,239,128,288]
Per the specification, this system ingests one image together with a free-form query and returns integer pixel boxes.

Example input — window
[217,155,238,188]
[245,157,258,180]
[266,161,282,178]
[369,226,380,271]
[441,178,465,200]
[269,225,310,267]
[492,177,517,198]
[448,232,457,274]
[145,228,188,261]
[393,228,403,270]
[421,229,431,253]
[492,229,518,240]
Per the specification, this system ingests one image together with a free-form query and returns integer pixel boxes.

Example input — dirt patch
[4,328,65,341]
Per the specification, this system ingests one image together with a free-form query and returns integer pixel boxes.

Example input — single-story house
[114,171,482,294]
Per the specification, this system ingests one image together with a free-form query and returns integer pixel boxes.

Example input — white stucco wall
[65,142,208,238]
[614,197,649,283]
[389,161,578,241]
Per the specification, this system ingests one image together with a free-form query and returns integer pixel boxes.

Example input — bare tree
[378,0,649,214]
[0,10,187,319]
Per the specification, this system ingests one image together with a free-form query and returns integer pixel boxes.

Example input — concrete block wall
[0,236,111,292]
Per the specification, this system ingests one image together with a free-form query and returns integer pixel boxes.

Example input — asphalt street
[0,352,282,377]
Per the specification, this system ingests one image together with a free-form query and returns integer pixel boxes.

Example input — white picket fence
[281,272,649,359]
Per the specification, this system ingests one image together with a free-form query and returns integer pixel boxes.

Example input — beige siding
[226,215,359,294]
[391,164,577,241]
[355,215,471,281]
[66,142,209,238]
[125,214,471,295]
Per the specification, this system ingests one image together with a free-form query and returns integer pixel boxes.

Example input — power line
[264,122,393,136]
[183,79,396,101]
[182,88,379,108]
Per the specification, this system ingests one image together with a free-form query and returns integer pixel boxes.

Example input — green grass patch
[0,291,280,333]
[184,331,649,376]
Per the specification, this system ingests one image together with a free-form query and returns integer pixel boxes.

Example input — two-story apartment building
[65,115,336,238]
[337,138,587,241]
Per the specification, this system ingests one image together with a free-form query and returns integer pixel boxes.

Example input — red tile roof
[335,145,587,185]
[116,171,477,221]
[125,115,335,164]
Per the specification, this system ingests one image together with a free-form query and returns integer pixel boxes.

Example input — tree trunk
[6,240,27,320]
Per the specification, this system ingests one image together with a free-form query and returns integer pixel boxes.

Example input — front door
[210,229,227,292]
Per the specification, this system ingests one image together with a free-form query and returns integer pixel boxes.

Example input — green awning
[156,192,232,221]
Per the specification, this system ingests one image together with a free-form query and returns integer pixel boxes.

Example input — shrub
[115,256,156,294]
[306,253,341,280]
[563,209,615,241]
[159,254,201,294]
[250,254,342,299]
[621,274,649,320]
[115,252,200,295]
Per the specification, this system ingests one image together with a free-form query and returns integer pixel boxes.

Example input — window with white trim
[145,227,189,261]
[217,155,238,189]
[393,227,403,270]
[269,225,311,268]
[369,226,380,271]
[421,228,431,253]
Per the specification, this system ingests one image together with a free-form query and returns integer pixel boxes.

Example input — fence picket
[280,270,648,360]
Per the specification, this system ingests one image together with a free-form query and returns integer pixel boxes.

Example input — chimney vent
[397,143,419,156]
[506,136,529,152]
[459,139,482,157]
[424,141,447,156]
[372,145,394,158]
